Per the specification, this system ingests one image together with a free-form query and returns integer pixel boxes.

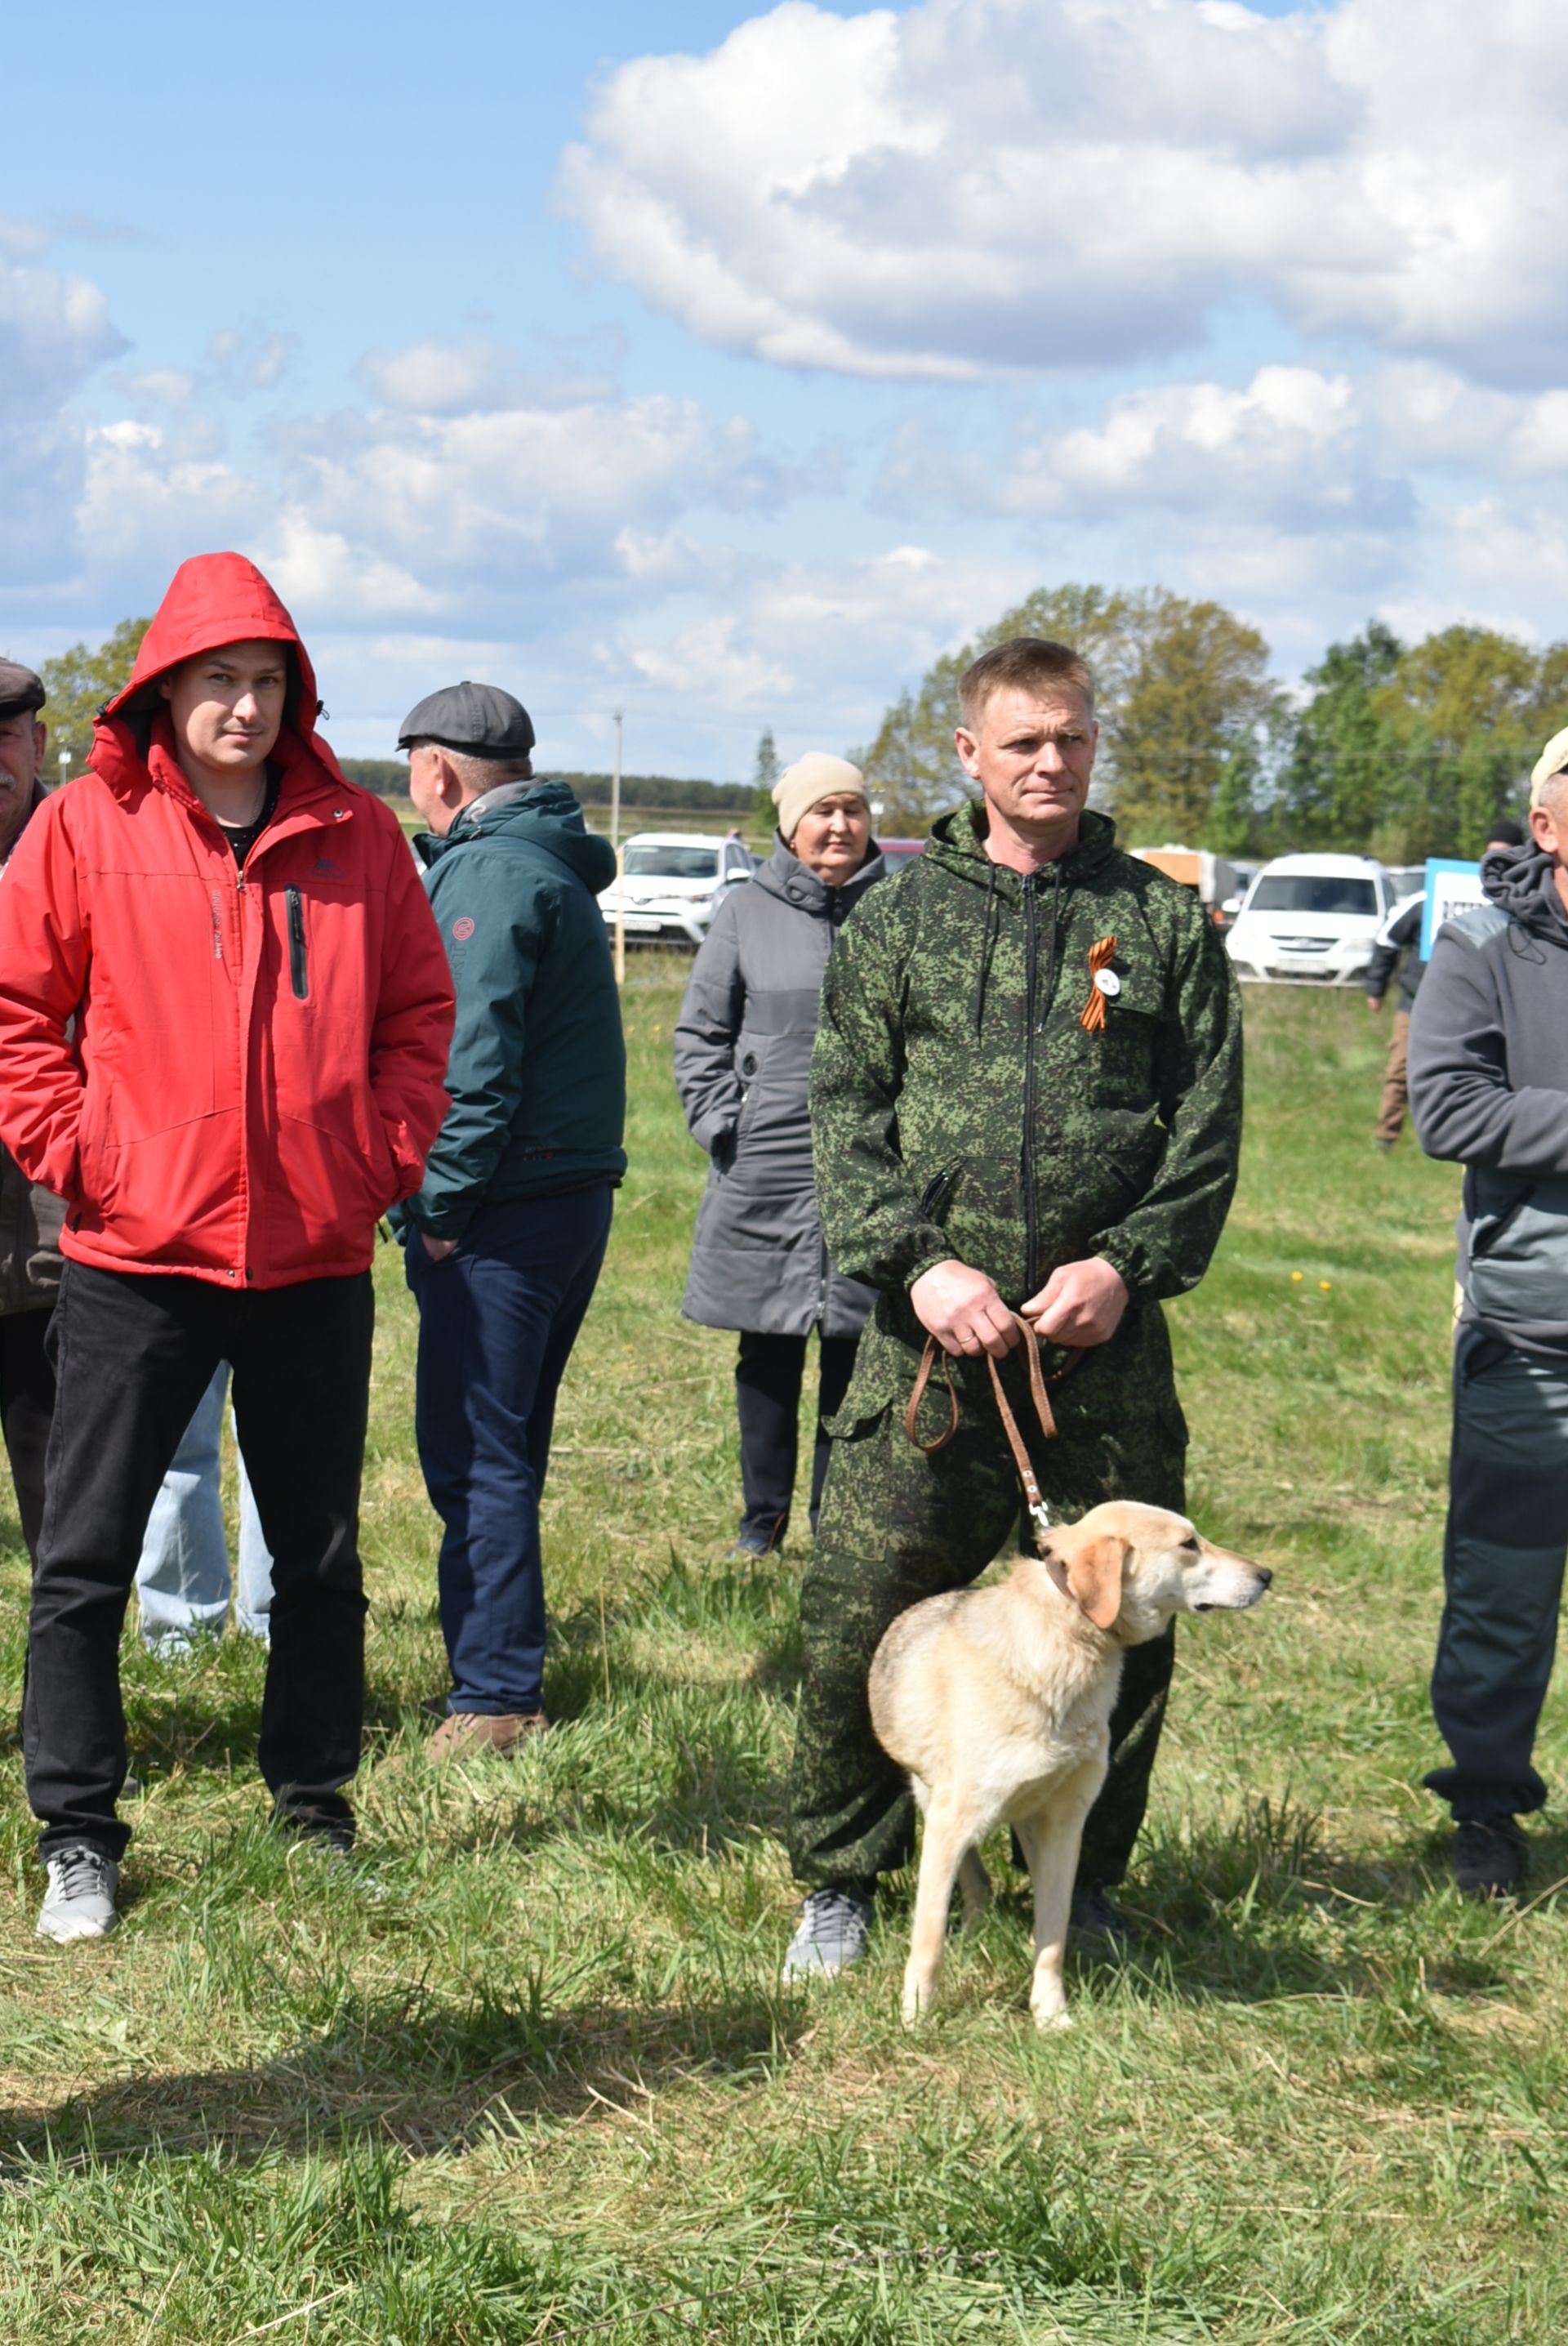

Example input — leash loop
[903,1312,1081,1547]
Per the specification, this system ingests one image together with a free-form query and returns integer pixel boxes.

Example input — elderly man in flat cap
[397,683,626,1755]
[1409,728,1568,1900]
[0,660,66,1563]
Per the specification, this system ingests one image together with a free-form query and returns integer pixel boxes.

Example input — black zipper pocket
[920,1165,960,1221]
[285,886,308,1000]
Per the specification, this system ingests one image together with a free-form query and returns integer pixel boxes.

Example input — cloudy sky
[5,0,1567,774]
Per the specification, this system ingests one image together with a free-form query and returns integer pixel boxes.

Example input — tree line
[850,586,1568,861]
[25,603,1567,863]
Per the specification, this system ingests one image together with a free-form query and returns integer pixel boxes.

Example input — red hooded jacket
[0,554,456,1287]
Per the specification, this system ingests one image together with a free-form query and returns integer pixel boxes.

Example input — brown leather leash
[905,1313,1081,1548]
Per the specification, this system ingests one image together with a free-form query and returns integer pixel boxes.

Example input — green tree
[1380,625,1539,761]
[753,725,780,808]
[38,618,150,781]
[1111,595,1280,844]
[1202,734,1260,856]
[1452,729,1520,859]
[1276,622,1405,850]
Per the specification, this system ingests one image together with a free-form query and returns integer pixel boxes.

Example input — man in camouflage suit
[782,636,1243,1978]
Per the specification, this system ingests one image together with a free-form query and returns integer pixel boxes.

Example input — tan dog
[869,1501,1272,2032]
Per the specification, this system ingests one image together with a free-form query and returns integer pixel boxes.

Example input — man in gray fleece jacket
[1409,729,1568,1898]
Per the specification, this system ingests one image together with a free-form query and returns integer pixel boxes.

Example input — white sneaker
[782,1887,873,1981]
[38,1844,120,1942]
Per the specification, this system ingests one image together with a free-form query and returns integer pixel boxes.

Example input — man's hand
[1366,994,1384,1015]
[910,1259,1022,1359]
[421,1232,457,1263]
[1022,1256,1129,1348]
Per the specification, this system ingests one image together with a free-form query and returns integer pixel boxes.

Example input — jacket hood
[753,836,885,914]
[1481,841,1568,944]
[92,552,343,793]
[420,776,617,894]
[924,800,1119,892]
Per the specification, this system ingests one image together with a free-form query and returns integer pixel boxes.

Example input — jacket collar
[753,835,886,914]
[924,801,1119,895]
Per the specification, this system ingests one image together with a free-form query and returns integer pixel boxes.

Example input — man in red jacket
[0,554,455,1940]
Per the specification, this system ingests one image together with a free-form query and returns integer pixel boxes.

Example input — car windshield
[622,845,720,881]
[1248,876,1379,917]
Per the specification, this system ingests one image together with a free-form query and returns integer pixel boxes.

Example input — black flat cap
[0,659,45,720]
[398,680,535,760]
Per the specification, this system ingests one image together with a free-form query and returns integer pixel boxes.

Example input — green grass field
[0,975,1559,2344]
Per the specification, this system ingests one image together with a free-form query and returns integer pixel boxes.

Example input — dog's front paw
[1030,1997,1072,2033]
[901,1973,938,2027]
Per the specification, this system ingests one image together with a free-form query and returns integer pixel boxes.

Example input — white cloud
[0,230,127,582]
[283,387,786,600]
[359,336,617,417]
[207,328,296,394]
[558,0,1568,386]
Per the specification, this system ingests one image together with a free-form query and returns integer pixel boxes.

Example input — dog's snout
[1256,1568,1273,1590]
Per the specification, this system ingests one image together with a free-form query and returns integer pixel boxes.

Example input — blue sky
[5,0,1568,774]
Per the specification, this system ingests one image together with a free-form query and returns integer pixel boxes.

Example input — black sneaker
[1070,1886,1132,1948]
[1453,1816,1527,1902]
[726,1523,784,1560]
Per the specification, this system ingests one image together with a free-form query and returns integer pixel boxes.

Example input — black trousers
[735,1330,858,1546]
[26,1262,373,1861]
[0,1305,54,1563]
[1427,1330,1568,1820]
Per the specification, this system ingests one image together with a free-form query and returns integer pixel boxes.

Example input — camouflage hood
[808,799,1243,1393]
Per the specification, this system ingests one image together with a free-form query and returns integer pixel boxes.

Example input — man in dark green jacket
[782,636,1242,1978]
[397,682,626,1756]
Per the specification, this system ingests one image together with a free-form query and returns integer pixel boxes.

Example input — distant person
[1370,820,1526,1150]
[675,755,885,1557]
[0,554,454,1942]
[135,1364,273,1651]
[397,684,626,1758]
[0,661,65,1561]
[1408,737,1568,1898]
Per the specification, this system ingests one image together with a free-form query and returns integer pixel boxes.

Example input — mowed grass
[0,970,1561,2343]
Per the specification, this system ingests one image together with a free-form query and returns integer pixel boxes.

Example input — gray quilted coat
[674,840,884,1336]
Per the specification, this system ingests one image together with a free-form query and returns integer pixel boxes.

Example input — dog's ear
[1066,1533,1125,1631]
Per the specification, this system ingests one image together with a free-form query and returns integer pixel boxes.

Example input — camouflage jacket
[810,803,1242,1398]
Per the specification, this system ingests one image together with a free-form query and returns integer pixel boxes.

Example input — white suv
[1224,854,1392,987]
[599,831,755,949]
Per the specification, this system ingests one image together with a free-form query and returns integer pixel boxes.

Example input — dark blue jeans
[405,1188,612,1716]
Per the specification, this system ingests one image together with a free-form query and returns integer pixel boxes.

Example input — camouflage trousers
[786,1303,1187,1895]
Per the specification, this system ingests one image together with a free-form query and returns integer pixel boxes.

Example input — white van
[597,831,755,949]
[1224,854,1392,987]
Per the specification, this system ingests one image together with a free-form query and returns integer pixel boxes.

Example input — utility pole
[611,707,626,988]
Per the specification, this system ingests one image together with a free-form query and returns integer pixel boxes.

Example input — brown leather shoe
[427,1710,548,1760]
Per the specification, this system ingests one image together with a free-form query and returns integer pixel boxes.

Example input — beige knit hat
[1530,725,1568,809]
[773,752,868,844]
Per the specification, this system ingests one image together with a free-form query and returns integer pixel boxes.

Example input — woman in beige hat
[674,755,888,1554]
